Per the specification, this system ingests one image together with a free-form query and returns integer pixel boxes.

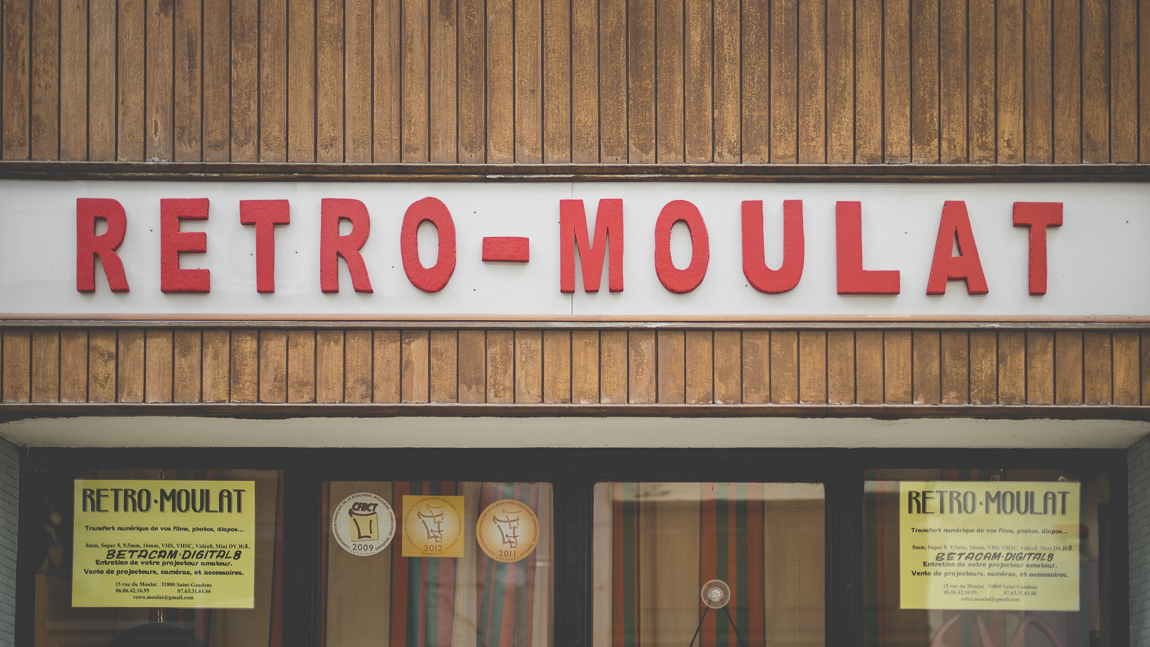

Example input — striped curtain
[391,481,461,647]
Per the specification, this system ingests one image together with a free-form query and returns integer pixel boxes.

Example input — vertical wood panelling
[1114,332,1140,405]
[1025,0,1053,162]
[911,331,940,404]
[487,0,514,163]
[570,0,598,163]
[599,330,628,403]
[657,331,686,404]
[486,330,515,404]
[1081,0,1109,162]
[58,0,86,159]
[911,0,939,163]
[256,327,288,399]
[571,330,600,403]
[543,0,571,162]
[430,0,458,163]
[798,0,826,163]
[144,329,173,403]
[770,331,799,404]
[59,330,88,403]
[855,330,883,404]
[883,331,912,404]
[316,330,345,403]
[1084,332,1113,404]
[627,0,655,163]
[88,0,116,160]
[685,331,713,405]
[1053,0,1082,162]
[1111,0,1138,161]
[88,329,117,403]
[287,330,316,403]
[771,0,798,163]
[345,0,373,163]
[798,331,827,404]
[826,0,854,163]
[458,330,486,403]
[712,0,740,162]
[969,331,997,404]
[515,0,542,162]
[741,331,770,404]
[287,0,316,161]
[939,0,967,162]
[742,0,770,162]
[231,0,259,161]
[968,0,996,162]
[203,0,229,161]
[627,331,657,404]
[375,0,401,161]
[116,329,145,403]
[201,329,230,402]
[997,0,1024,162]
[458,0,486,162]
[259,0,286,161]
[855,0,882,162]
[401,330,430,403]
[940,331,969,404]
[826,330,855,404]
[30,329,59,403]
[317,0,345,163]
[656,0,684,163]
[684,0,712,163]
[542,330,571,404]
[713,331,741,404]
[372,330,400,403]
[118,0,145,160]
[230,329,259,403]
[429,330,459,403]
[1026,331,1055,405]
[884,0,911,162]
[173,330,201,403]
[2,0,30,159]
[29,0,58,160]
[515,331,543,404]
[997,331,1026,404]
[146,0,174,161]
[2,329,30,402]
[344,330,373,403]
[1055,330,1084,404]
[174,0,203,161]
[597,0,624,162]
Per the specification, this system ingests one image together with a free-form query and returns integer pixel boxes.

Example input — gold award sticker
[402,495,465,558]
[476,499,540,563]
[332,493,396,557]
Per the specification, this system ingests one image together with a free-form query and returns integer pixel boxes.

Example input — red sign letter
[76,198,130,293]
[835,201,900,294]
[160,198,210,293]
[560,199,624,293]
[401,197,457,293]
[926,201,989,295]
[240,200,291,293]
[1013,202,1063,295]
[742,200,804,294]
[654,200,710,294]
[320,199,374,293]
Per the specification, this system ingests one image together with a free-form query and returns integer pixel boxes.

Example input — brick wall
[1131,435,1150,646]
[0,439,17,646]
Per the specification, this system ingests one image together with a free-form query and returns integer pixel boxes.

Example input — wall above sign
[0,181,1146,319]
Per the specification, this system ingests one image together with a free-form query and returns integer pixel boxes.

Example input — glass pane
[865,468,1111,647]
[592,482,826,647]
[322,481,554,647]
[29,468,283,646]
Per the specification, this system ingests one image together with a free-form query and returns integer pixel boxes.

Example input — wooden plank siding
[3,328,1144,410]
[2,0,1145,165]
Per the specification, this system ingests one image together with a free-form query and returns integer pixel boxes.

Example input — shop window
[321,481,554,647]
[27,468,283,647]
[865,469,1112,647]
[592,482,825,647]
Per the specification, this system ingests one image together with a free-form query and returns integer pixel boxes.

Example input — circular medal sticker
[402,496,466,557]
[332,493,396,557]
[476,499,540,563]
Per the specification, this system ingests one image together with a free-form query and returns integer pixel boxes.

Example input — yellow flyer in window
[402,495,465,558]
[71,480,256,608]
[899,481,1080,611]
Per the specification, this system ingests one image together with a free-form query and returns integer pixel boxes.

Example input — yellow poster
[71,480,256,608]
[899,481,1080,611]
[402,495,465,558]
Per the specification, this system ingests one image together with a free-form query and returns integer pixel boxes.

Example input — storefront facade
[1,0,1148,645]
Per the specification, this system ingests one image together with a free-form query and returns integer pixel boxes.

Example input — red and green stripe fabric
[390,481,459,647]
